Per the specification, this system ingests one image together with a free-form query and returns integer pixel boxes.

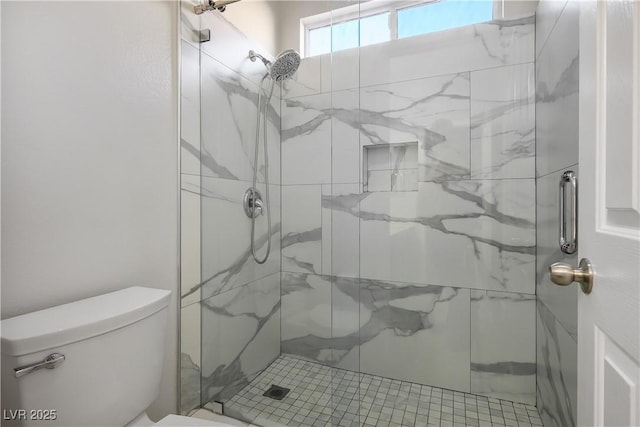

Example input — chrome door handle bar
[559,170,578,254]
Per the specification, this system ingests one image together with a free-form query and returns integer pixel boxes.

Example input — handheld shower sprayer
[244,49,301,264]
[249,49,301,82]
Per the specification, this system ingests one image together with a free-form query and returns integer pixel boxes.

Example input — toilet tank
[1,287,172,427]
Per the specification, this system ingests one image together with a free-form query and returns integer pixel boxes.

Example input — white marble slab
[321,48,360,93]
[331,89,360,184]
[201,273,281,403]
[325,184,361,278]
[330,277,361,371]
[281,93,332,185]
[282,55,322,99]
[470,63,535,179]
[321,185,333,276]
[536,0,569,59]
[180,301,201,415]
[200,177,280,299]
[359,180,536,293]
[359,73,471,182]
[536,167,578,340]
[357,281,471,392]
[181,40,201,176]
[181,174,201,307]
[537,300,577,427]
[359,17,534,88]
[535,2,579,178]
[367,170,391,192]
[281,185,322,274]
[470,290,536,405]
[280,272,331,358]
[201,52,281,185]
[280,274,360,371]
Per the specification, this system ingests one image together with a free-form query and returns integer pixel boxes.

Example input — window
[398,1,494,39]
[302,0,494,57]
[307,12,391,56]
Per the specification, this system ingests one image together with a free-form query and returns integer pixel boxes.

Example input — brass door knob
[549,258,594,294]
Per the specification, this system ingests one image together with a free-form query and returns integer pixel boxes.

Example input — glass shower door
[198,9,283,424]
[339,3,539,426]
[326,3,363,426]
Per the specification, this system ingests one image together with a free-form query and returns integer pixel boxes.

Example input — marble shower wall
[535,1,579,426]
[280,16,537,404]
[180,3,282,413]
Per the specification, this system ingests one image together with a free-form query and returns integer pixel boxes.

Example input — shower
[182,5,555,426]
[244,49,300,264]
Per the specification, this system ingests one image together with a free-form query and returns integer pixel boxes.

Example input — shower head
[270,49,301,81]
[249,49,301,82]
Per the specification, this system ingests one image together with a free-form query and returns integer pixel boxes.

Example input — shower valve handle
[243,188,264,218]
[252,198,263,216]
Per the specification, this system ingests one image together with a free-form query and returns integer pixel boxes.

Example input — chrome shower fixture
[249,49,301,82]
[194,0,240,14]
[244,48,299,265]
[248,50,271,68]
[243,188,264,218]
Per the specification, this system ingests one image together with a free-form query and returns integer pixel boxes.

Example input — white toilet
[1,287,233,427]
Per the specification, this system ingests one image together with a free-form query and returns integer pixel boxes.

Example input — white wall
[218,0,357,55]
[222,0,281,55]
[0,0,3,319]
[272,0,357,53]
[1,1,179,420]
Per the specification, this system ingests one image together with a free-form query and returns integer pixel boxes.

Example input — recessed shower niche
[363,142,418,192]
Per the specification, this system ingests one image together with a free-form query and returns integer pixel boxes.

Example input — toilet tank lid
[1,287,171,357]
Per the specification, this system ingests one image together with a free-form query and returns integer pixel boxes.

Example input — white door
[578,0,640,425]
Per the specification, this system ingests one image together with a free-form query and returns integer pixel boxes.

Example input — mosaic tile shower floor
[224,355,543,427]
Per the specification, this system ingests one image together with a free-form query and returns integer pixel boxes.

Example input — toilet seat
[128,413,237,427]
[155,414,236,426]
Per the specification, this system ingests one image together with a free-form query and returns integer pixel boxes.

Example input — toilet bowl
[0,287,234,427]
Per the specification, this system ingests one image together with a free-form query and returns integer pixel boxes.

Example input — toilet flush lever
[14,353,65,378]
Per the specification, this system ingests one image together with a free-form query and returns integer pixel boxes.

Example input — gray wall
[535,0,579,426]
[1,1,179,419]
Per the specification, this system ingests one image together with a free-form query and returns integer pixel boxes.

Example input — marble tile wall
[535,1,579,426]
[280,273,538,405]
[536,299,577,427]
[201,273,281,404]
[280,15,537,404]
[471,291,536,405]
[179,5,283,414]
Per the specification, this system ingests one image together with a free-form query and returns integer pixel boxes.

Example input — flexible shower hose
[250,73,275,264]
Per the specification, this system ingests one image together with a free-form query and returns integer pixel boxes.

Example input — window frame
[300,0,500,58]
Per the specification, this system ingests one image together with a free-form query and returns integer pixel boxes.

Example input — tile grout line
[222,355,543,427]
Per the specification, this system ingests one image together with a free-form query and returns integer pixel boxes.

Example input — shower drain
[263,385,290,400]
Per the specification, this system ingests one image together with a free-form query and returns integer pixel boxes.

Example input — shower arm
[248,50,271,68]
[194,0,240,14]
